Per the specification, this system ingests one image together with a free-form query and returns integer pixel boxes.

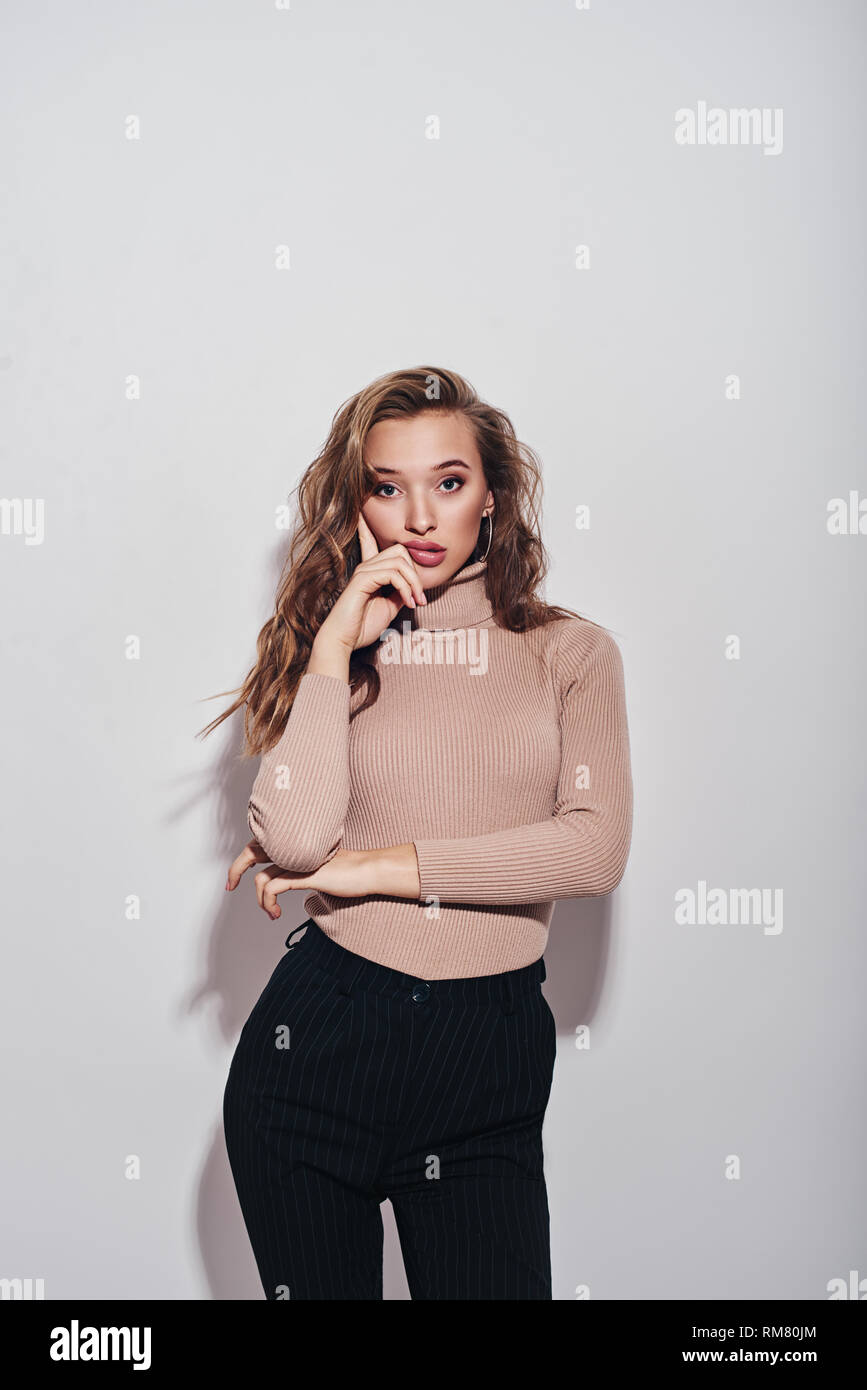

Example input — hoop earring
[479,513,493,561]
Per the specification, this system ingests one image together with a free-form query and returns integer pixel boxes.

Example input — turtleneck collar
[404,556,493,630]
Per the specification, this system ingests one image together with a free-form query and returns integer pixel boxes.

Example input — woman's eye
[372,477,463,498]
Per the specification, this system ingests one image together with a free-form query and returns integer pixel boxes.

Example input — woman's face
[361,412,494,583]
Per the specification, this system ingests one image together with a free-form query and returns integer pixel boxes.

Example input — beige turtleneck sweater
[247,557,633,979]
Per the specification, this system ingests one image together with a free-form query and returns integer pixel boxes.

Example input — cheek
[449,489,486,523]
[360,501,389,544]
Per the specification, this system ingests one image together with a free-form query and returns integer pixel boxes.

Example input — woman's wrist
[360,844,421,899]
[307,632,352,682]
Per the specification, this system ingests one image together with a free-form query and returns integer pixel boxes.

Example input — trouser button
[411,982,430,1002]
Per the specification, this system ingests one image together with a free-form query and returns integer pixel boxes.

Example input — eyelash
[373,476,465,499]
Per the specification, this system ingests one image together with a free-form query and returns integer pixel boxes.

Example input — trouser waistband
[285,918,546,1015]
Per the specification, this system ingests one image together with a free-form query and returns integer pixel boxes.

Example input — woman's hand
[225,838,421,917]
[226,840,376,918]
[315,512,428,654]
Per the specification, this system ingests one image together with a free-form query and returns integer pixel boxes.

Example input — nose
[402,494,437,534]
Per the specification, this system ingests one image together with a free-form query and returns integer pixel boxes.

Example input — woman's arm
[246,645,352,872]
[364,621,633,904]
[245,524,427,874]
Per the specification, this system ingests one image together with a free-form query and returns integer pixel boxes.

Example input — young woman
[204,365,633,1300]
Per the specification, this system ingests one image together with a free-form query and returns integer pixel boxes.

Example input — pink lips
[406,544,446,568]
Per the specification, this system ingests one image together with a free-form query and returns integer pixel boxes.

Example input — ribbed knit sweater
[247,557,633,979]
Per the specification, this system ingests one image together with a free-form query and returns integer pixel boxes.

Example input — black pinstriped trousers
[223,918,557,1300]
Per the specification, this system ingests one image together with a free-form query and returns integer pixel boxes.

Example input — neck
[405,556,493,630]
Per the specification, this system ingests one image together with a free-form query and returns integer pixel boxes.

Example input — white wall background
[2,0,864,1300]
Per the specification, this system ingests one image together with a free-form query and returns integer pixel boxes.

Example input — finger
[254,867,276,912]
[255,868,290,920]
[367,562,420,611]
[364,557,427,609]
[357,518,427,607]
[357,511,380,563]
[226,839,268,890]
[387,549,430,606]
[261,877,282,919]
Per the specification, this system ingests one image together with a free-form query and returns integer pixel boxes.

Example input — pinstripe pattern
[223,919,556,1300]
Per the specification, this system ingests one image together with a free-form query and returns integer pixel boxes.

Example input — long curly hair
[199,365,598,757]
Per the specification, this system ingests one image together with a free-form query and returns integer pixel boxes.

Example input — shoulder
[544,615,625,691]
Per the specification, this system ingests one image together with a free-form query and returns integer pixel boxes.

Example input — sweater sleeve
[411,620,633,904]
[246,671,351,872]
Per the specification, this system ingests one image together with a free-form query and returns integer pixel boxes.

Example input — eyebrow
[371,459,472,476]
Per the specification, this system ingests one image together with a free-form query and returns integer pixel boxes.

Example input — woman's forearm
[307,632,352,682]
[246,636,352,870]
[361,843,421,899]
